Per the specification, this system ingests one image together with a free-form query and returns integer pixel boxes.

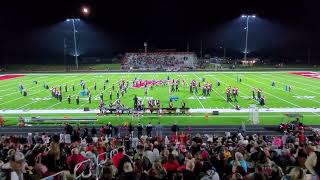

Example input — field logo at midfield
[188,96,210,100]
[132,80,164,88]
[289,72,320,79]
[293,96,315,99]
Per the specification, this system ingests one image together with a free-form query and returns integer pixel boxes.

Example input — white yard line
[247,75,320,105]
[16,75,90,110]
[0,76,73,106]
[0,75,51,89]
[220,74,320,117]
[49,75,99,109]
[191,73,206,109]
[275,74,320,91]
[1,76,58,97]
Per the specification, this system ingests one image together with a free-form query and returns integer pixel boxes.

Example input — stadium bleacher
[0,122,319,180]
[121,52,197,71]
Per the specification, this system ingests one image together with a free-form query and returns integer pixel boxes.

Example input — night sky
[0,0,320,64]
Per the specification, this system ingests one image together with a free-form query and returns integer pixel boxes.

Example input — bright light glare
[82,6,90,15]
[241,15,246,18]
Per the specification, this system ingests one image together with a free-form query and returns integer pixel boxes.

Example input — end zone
[0,74,25,81]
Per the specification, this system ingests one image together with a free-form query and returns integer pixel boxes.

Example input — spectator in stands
[112,147,125,169]
[282,167,305,180]
[67,148,87,175]
[305,145,319,177]
[163,154,180,174]
[0,151,27,180]
[91,126,97,137]
[117,162,137,180]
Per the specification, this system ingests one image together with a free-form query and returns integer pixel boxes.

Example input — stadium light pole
[241,14,256,61]
[66,18,80,70]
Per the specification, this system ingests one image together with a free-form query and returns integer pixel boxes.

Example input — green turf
[1,72,320,109]
[1,71,320,126]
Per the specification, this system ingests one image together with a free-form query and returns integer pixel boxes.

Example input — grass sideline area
[1,71,320,126]
[2,112,320,126]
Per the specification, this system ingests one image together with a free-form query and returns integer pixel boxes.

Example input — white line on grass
[0,76,72,107]
[48,75,101,109]
[247,75,320,105]
[191,73,207,109]
[1,76,59,97]
[17,75,89,110]
[220,74,320,117]
[273,74,320,92]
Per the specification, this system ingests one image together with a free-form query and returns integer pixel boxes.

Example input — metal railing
[74,159,92,179]
[96,152,108,177]
[40,171,66,180]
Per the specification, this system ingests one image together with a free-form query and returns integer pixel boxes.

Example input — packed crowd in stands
[0,121,320,180]
[121,52,196,70]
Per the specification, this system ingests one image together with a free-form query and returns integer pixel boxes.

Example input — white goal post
[248,104,259,125]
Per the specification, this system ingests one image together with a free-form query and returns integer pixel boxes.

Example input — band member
[117,90,120,99]
[109,90,112,100]
[272,81,275,87]
[169,101,174,109]
[72,84,75,91]
[112,83,115,91]
[76,95,79,105]
[257,89,262,100]
[59,85,62,92]
[100,92,104,101]
[67,95,71,104]
[65,84,68,92]
[88,93,92,103]
[181,100,186,109]
[252,88,256,100]
[233,87,238,102]
[23,89,27,96]
[260,96,265,106]
[133,95,138,109]
[144,88,148,95]
[175,83,179,92]
[226,87,232,102]
[59,92,62,102]
[94,82,97,91]
[216,80,221,87]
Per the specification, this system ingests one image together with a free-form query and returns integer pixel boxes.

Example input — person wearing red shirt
[67,148,87,175]
[298,131,305,144]
[163,154,180,172]
[112,147,125,168]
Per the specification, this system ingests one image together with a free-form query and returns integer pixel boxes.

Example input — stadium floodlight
[241,14,256,62]
[66,18,80,69]
[82,7,90,15]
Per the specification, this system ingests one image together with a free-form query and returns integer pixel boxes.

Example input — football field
[1,71,320,126]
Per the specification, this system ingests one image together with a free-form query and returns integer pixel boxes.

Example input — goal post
[248,104,259,125]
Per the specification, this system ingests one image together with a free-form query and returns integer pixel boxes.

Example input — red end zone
[0,74,25,81]
[289,72,320,80]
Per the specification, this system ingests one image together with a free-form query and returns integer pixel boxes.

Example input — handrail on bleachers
[74,159,92,178]
[40,171,66,180]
